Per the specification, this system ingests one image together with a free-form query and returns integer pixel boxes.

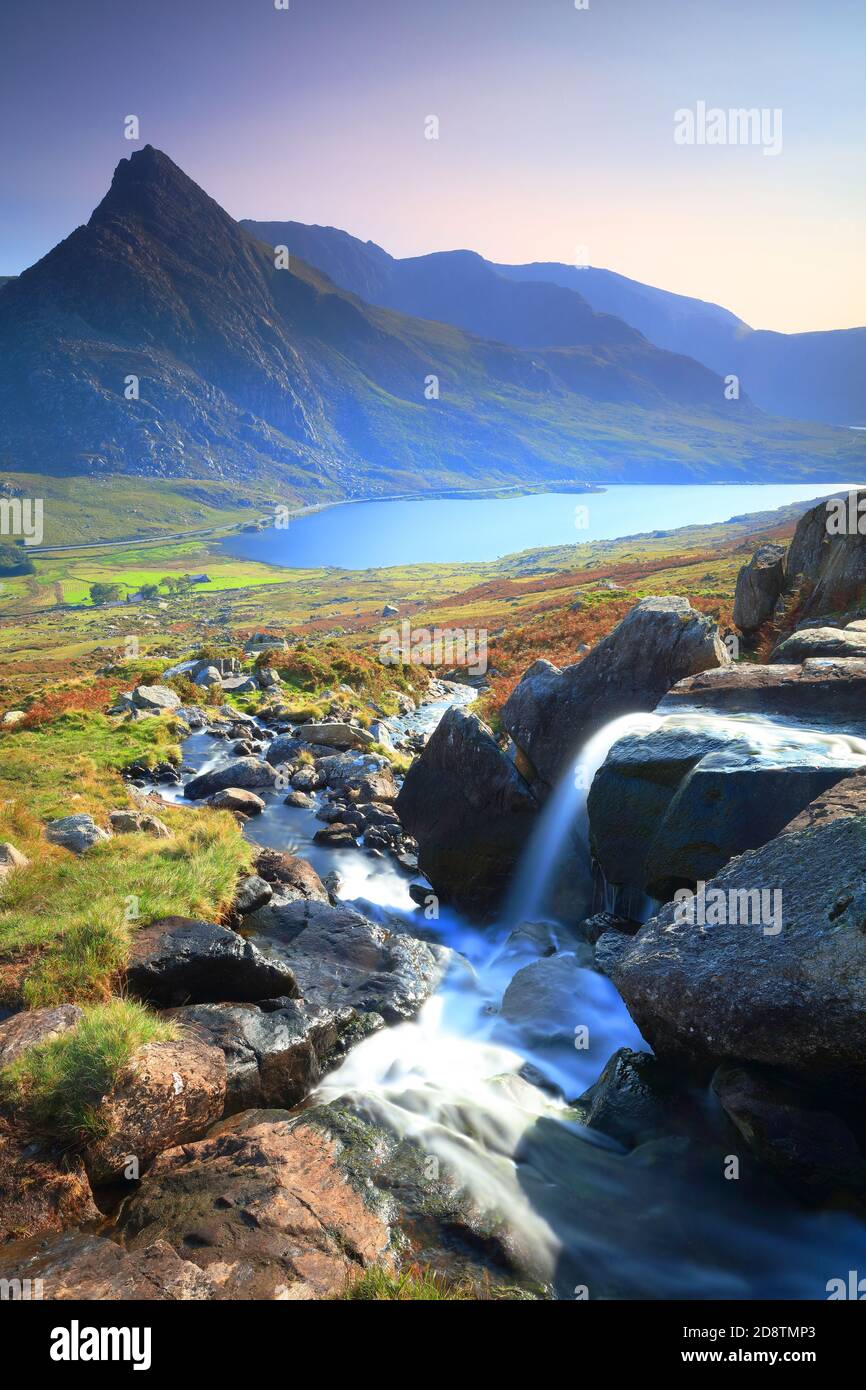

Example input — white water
[160,695,866,1297]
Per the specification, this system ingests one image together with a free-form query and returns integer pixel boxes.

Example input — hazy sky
[1,0,863,332]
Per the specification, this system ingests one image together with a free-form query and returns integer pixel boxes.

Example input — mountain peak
[90,146,222,231]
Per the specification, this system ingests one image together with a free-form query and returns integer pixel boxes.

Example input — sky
[1,0,864,333]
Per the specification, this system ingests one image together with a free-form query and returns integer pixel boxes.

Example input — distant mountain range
[245,222,866,427]
[0,148,860,508]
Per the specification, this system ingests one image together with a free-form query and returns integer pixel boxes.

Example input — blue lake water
[219,483,856,570]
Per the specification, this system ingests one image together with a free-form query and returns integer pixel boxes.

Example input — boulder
[501,952,594,1041]
[576,1048,712,1150]
[118,1115,389,1299]
[243,898,446,1023]
[0,1117,98,1243]
[44,814,109,853]
[658,659,866,733]
[712,1062,866,1198]
[502,597,729,791]
[300,722,375,750]
[126,917,298,1006]
[0,1232,213,1299]
[0,842,29,878]
[253,849,330,903]
[264,733,308,767]
[221,676,258,694]
[108,810,171,837]
[184,757,277,799]
[83,1038,227,1183]
[395,706,539,919]
[345,768,398,803]
[232,874,273,916]
[193,666,223,688]
[609,808,866,1086]
[732,543,786,636]
[165,1000,371,1112]
[587,719,862,901]
[771,626,866,662]
[207,787,266,817]
[132,685,181,711]
[784,488,866,618]
[0,1004,83,1070]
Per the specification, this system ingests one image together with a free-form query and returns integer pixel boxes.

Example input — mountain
[245,221,865,428]
[0,149,859,506]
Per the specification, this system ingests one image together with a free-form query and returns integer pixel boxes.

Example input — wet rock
[83,1038,227,1183]
[132,685,181,711]
[396,706,539,920]
[252,850,330,903]
[588,721,858,901]
[0,1231,213,1299]
[313,824,357,848]
[232,874,273,916]
[0,1118,98,1243]
[501,951,595,1041]
[502,597,729,792]
[712,1062,866,1198]
[108,810,171,837]
[576,1048,711,1150]
[184,757,277,799]
[659,658,866,732]
[119,1116,389,1299]
[290,765,324,791]
[610,809,866,1086]
[733,543,786,636]
[207,787,266,817]
[771,626,866,662]
[0,1004,83,1070]
[243,898,447,1024]
[126,917,298,1006]
[284,790,313,808]
[165,1000,371,1112]
[44,813,109,853]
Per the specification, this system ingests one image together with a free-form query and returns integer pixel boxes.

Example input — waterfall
[505,711,661,925]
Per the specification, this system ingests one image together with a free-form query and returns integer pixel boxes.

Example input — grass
[341,1263,537,1301]
[0,998,176,1145]
[0,812,251,1008]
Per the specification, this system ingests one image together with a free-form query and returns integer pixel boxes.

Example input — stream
[152,687,866,1300]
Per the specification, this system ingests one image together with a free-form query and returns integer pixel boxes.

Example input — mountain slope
[0,149,859,504]
[245,220,865,427]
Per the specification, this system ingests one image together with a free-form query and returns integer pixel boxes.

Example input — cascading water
[152,693,866,1298]
[505,711,661,926]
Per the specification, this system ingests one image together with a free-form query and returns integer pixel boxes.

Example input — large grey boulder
[502,597,729,791]
[131,685,181,711]
[300,722,375,750]
[126,917,298,1006]
[659,659,866,733]
[609,805,866,1086]
[733,543,786,636]
[784,488,866,619]
[184,757,278,799]
[243,898,447,1023]
[588,719,863,901]
[44,814,109,853]
[771,626,866,662]
[395,705,539,919]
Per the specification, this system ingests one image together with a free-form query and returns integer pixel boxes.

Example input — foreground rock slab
[0,1232,213,1299]
[395,705,538,919]
[119,1114,389,1299]
[502,597,729,791]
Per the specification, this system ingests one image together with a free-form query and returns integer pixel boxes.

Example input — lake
[219,483,856,570]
